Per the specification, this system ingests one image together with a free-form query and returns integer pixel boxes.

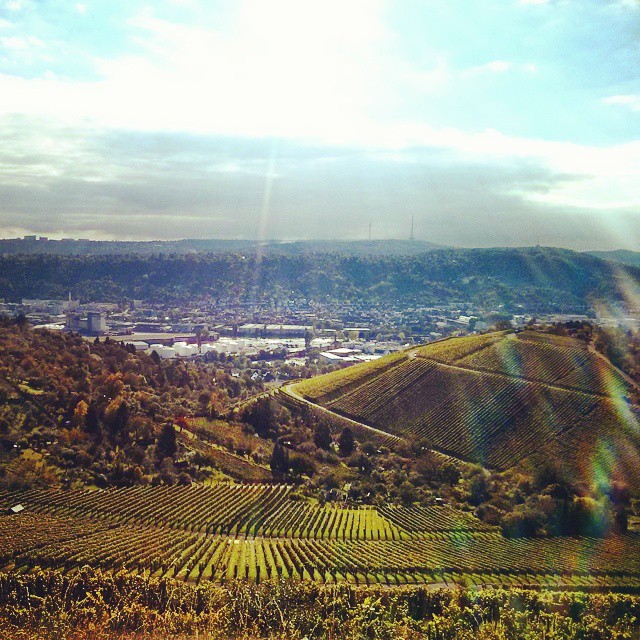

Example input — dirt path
[426,353,610,398]
[279,385,464,467]
[279,384,402,442]
[588,342,640,394]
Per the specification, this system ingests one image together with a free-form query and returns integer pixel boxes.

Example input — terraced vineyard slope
[289,331,640,484]
[2,485,640,589]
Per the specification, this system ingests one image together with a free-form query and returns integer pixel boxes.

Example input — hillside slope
[0,321,274,488]
[0,246,637,307]
[292,331,640,485]
[588,250,640,269]
[0,237,446,256]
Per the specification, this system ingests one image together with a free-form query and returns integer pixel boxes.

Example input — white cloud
[484,60,511,73]
[351,123,640,213]
[0,0,638,237]
[3,0,23,11]
[0,1,389,142]
[1,34,44,50]
[399,58,451,94]
[1,62,639,215]
[464,60,539,76]
[603,94,640,111]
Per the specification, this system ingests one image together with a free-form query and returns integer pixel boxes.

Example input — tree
[242,398,277,437]
[159,457,177,485]
[469,472,489,506]
[338,427,355,456]
[613,507,629,534]
[206,390,226,419]
[84,401,102,442]
[270,442,289,478]
[14,312,28,329]
[494,320,513,331]
[105,400,129,439]
[157,423,177,459]
[313,421,332,450]
[71,400,88,429]
[399,481,417,506]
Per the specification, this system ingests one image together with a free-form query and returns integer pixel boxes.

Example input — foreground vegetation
[1,485,640,588]
[1,567,640,639]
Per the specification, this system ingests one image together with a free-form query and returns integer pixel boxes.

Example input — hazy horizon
[1,0,639,251]
[1,234,638,255]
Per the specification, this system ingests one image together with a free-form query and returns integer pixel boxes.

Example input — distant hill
[588,250,640,269]
[291,330,640,487]
[259,239,448,255]
[0,246,637,308]
[0,237,446,256]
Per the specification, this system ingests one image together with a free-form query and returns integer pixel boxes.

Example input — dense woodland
[0,246,636,308]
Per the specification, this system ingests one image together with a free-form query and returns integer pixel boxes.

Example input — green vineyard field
[290,332,640,480]
[2,485,640,589]
[0,485,490,540]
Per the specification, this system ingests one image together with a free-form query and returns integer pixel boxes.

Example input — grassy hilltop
[292,330,640,488]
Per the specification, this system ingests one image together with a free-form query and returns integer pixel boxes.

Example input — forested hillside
[0,319,272,488]
[0,238,446,256]
[0,246,636,308]
[589,249,640,269]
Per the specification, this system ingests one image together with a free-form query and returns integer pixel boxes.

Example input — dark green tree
[338,427,355,456]
[85,402,101,435]
[157,423,177,459]
[270,442,289,478]
[106,401,129,439]
[313,421,332,450]
[243,398,277,437]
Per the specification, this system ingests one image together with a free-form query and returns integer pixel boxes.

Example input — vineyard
[293,350,408,402]
[2,486,640,588]
[0,485,489,540]
[289,332,640,479]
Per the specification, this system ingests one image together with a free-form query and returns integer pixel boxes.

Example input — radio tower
[410,215,415,241]
[368,221,372,241]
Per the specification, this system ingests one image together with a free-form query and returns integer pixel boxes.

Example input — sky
[0,0,639,250]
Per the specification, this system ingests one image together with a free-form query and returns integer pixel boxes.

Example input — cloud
[603,94,640,111]
[0,0,638,249]
[0,34,43,50]
[0,1,388,142]
[3,1,23,11]
[462,59,539,76]
[0,114,637,250]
